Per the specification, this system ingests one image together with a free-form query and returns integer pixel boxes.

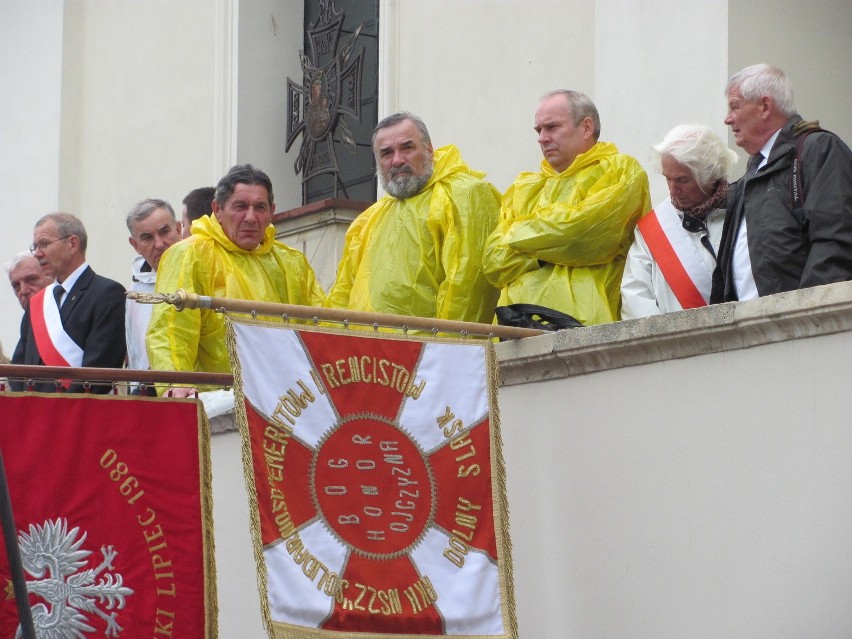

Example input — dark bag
[495,303,583,331]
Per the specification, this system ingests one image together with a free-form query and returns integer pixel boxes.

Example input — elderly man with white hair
[621,124,737,318]
[7,251,53,309]
[712,63,852,303]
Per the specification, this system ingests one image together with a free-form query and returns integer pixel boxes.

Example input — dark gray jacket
[711,115,852,303]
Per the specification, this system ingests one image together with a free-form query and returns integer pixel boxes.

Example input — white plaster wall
[0,0,221,351]
[498,331,852,637]
[595,0,730,203]
[380,0,595,194]
[57,0,219,287]
[0,0,64,355]
[381,0,730,204]
[211,429,267,638]
[728,0,852,170]
[237,0,305,213]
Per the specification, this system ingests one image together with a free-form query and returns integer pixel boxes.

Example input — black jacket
[711,115,852,303]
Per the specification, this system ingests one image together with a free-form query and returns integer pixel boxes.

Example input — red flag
[228,319,517,639]
[0,394,216,638]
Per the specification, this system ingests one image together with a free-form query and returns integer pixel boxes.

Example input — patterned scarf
[677,179,728,222]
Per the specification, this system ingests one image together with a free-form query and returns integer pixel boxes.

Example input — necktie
[53,284,65,308]
[747,153,763,177]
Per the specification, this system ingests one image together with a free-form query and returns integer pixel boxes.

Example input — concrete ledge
[496,280,852,386]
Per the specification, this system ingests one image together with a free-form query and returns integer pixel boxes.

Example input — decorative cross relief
[286,0,365,203]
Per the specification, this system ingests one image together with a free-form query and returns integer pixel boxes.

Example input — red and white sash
[29,285,84,369]
[637,200,711,309]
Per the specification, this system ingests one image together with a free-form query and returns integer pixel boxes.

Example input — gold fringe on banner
[485,340,518,639]
[196,402,221,638]
[224,324,276,634]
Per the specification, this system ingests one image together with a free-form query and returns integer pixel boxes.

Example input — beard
[380,159,434,199]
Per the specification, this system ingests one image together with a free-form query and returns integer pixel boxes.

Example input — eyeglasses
[29,235,72,254]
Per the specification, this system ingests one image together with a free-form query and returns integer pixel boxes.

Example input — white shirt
[126,255,156,371]
[54,261,89,307]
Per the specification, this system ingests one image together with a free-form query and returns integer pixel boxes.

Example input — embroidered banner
[227,319,516,639]
[0,394,217,638]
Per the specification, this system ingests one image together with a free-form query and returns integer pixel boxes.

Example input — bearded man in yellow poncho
[147,164,325,397]
[484,90,651,326]
[326,112,501,323]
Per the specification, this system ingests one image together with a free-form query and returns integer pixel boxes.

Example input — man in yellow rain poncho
[147,164,325,396]
[326,112,501,323]
[484,90,651,326]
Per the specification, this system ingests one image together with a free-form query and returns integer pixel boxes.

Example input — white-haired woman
[621,124,737,318]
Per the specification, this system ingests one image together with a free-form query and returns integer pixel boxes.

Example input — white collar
[757,129,782,169]
[57,262,89,293]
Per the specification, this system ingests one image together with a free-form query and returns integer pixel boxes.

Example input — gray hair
[726,63,796,117]
[542,89,601,140]
[372,112,432,149]
[125,198,176,233]
[651,124,738,192]
[34,212,88,253]
[214,164,274,208]
[5,251,36,275]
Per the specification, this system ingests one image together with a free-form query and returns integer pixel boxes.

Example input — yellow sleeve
[146,241,219,373]
[502,159,650,266]
[434,179,502,323]
[483,180,545,289]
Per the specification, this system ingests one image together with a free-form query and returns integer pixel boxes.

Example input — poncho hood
[538,141,619,178]
[192,213,277,256]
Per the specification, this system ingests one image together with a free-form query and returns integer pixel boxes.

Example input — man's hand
[167,386,197,399]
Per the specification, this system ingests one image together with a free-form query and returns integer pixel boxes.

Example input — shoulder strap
[790,121,826,209]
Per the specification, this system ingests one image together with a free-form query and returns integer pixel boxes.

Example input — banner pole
[128,290,545,340]
[0,448,36,639]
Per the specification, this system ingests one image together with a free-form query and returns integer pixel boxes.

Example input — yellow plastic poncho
[147,215,325,374]
[326,144,501,323]
[483,142,650,326]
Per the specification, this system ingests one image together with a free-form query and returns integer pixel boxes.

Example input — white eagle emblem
[15,518,134,638]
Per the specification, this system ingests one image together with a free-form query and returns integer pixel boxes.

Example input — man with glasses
[10,212,126,393]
